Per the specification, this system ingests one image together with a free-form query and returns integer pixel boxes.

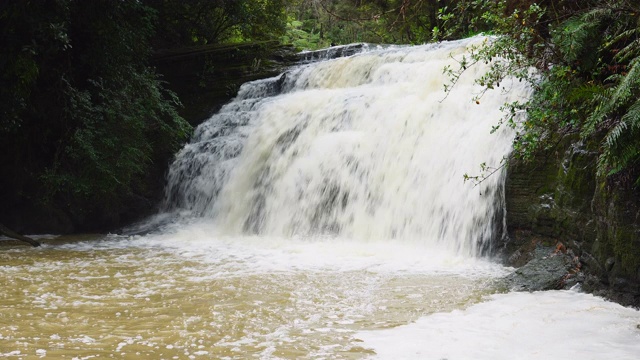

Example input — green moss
[612,226,640,278]
[590,176,640,280]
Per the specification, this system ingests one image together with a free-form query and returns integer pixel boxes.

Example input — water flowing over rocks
[5,35,639,312]
[162,36,528,256]
[297,43,370,63]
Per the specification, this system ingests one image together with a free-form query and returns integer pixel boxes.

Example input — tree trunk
[0,223,41,247]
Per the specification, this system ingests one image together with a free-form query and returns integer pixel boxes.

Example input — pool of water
[1,226,639,359]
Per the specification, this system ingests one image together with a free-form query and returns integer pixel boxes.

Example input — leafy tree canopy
[281,0,496,50]
[146,0,287,48]
[1,0,291,231]
[0,0,192,228]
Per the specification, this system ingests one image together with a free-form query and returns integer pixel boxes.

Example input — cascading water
[164,36,528,256]
[3,37,640,360]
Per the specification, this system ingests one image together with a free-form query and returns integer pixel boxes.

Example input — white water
[2,37,639,359]
[165,37,527,256]
[3,231,640,359]
[358,290,640,360]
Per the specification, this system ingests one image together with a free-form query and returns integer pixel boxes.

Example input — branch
[440,51,482,102]
[0,223,41,247]
[463,160,507,190]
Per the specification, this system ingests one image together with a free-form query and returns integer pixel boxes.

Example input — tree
[443,0,640,186]
[281,0,498,49]
[0,0,191,231]
[144,0,287,48]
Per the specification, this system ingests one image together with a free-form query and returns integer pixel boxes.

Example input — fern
[549,2,640,181]
[598,98,640,176]
[554,14,606,64]
[585,57,640,137]
[610,58,640,105]
[580,7,614,23]
[625,100,640,132]
[608,29,640,63]
[604,119,628,148]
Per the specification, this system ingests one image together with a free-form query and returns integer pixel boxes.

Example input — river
[1,37,639,359]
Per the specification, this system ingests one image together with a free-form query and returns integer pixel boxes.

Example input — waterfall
[163,36,530,257]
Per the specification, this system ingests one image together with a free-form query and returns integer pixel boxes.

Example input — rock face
[500,134,640,306]
[153,41,298,125]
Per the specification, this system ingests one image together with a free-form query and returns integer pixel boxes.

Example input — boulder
[502,246,581,291]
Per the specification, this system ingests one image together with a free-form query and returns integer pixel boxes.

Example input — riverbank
[499,134,640,307]
[0,42,298,236]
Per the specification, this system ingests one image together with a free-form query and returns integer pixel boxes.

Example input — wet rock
[502,246,578,291]
[605,257,616,272]
[501,132,640,307]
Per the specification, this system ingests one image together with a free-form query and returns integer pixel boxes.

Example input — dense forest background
[1,0,639,233]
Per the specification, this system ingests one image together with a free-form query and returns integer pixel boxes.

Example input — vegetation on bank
[453,0,640,188]
[1,0,639,233]
[0,0,287,231]
[281,0,494,49]
[284,1,640,188]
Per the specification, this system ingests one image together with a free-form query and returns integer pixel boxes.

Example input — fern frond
[597,146,612,176]
[598,99,640,177]
[614,38,640,63]
[604,119,628,147]
[597,141,640,177]
[580,7,613,23]
[606,28,639,48]
[583,87,614,136]
[568,83,607,103]
[589,58,640,136]
[622,99,640,130]
[554,17,602,63]
[609,57,640,106]
[605,73,624,83]
[613,142,640,172]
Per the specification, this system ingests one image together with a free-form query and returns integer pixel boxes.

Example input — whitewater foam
[164,36,531,257]
[357,290,640,360]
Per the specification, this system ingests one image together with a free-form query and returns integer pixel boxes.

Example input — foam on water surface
[0,235,498,359]
[357,290,640,360]
[3,237,640,359]
[2,37,638,359]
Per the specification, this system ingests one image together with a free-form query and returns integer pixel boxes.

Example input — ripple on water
[0,235,498,359]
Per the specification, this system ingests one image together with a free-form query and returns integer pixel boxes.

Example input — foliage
[145,0,287,48]
[0,0,191,224]
[535,1,640,183]
[1,0,293,230]
[281,0,496,49]
[439,0,640,186]
[3,0,639,231]
[281,17,331,50]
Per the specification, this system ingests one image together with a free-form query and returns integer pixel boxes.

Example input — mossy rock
[592,176,640,281]
[502,131,640,306]
[503,134,597,258]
